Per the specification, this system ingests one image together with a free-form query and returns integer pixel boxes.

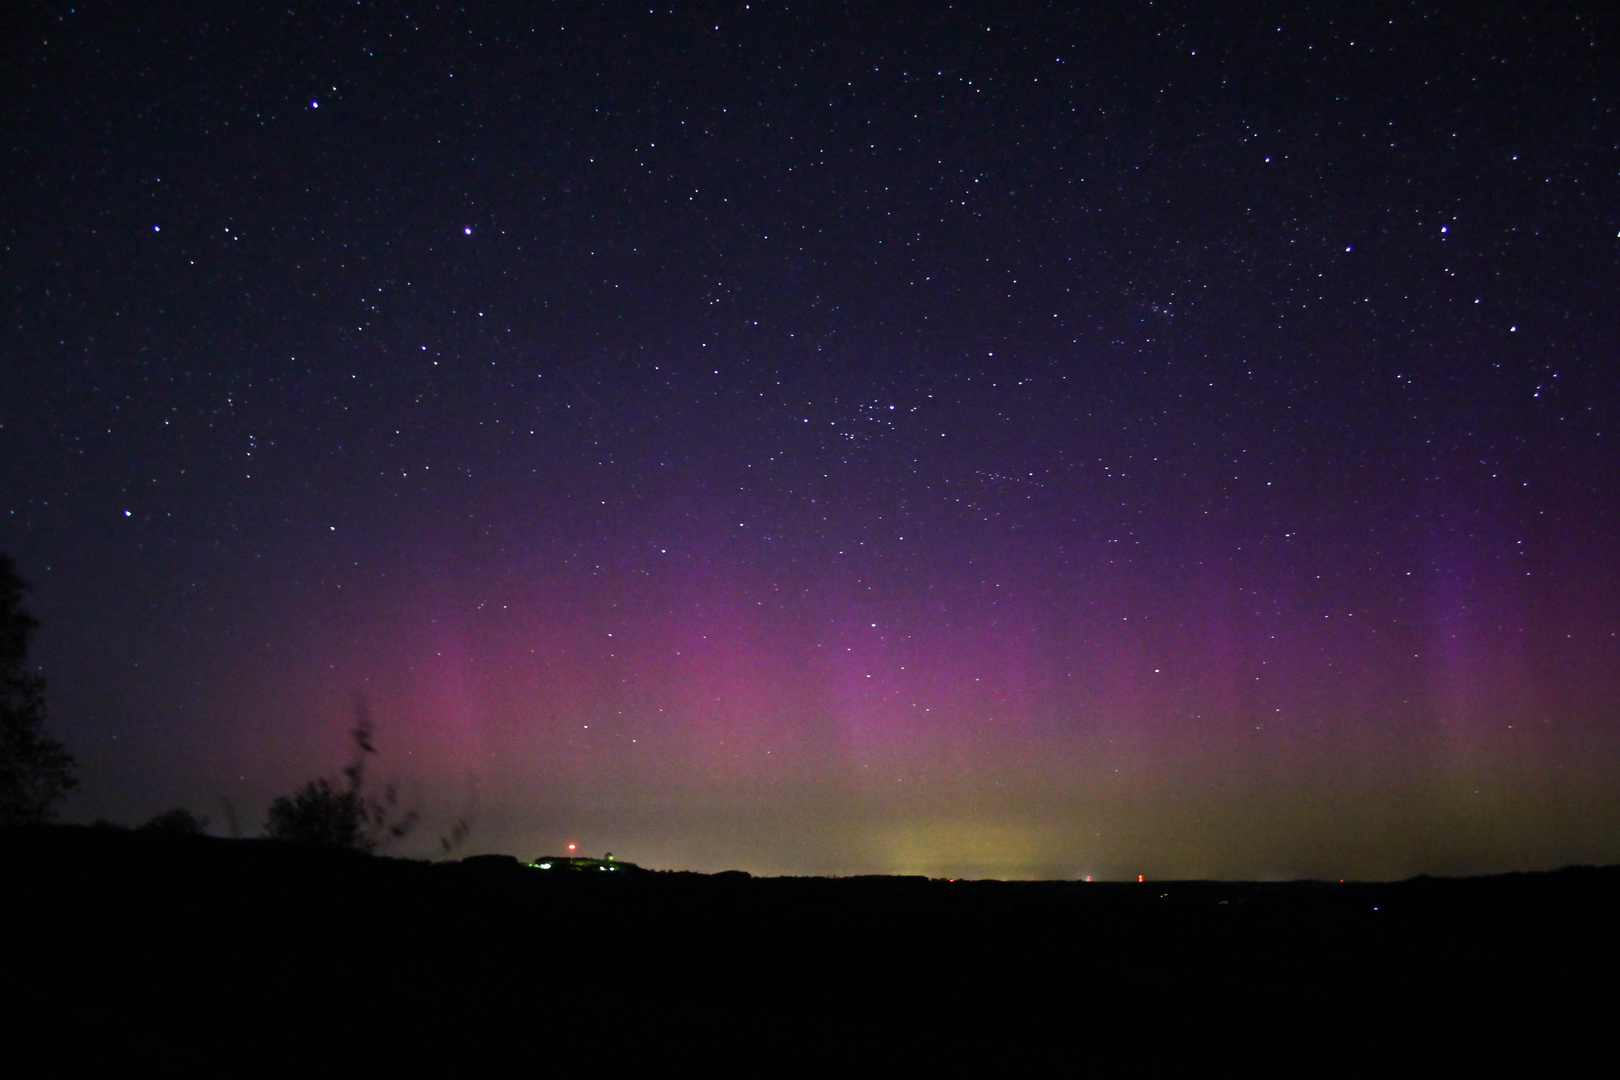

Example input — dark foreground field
[2,826,1614,1073]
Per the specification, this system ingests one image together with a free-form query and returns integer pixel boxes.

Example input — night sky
[4,3,1618,879]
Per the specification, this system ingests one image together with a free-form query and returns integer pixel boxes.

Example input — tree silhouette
[264,776,369,848]
[438,774,478,855]
[0,554,78,824]
[264,698,417,851]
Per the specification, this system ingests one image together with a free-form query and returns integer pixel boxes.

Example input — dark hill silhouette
[530,853,643,872]
[1,825,1614,1072]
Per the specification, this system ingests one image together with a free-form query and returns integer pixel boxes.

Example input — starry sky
[4,2,1618,879]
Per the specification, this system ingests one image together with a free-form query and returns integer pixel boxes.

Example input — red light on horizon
[567,843,577,852]
[1138,875,1144,882]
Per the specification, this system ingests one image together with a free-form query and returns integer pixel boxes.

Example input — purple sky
[4,2,1618,877]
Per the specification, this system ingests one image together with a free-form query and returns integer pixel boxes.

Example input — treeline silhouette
[2,551,1615,1069]
[0,555,77,824]
[263,699,420,850]
[2,823,1616,1071]
[1,552,470,852]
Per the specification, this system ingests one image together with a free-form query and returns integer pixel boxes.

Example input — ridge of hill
[2,825,1614,1070]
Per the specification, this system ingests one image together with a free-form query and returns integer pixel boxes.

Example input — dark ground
[2,826,1614,1073]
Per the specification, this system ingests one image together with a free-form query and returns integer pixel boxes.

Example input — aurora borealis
[4,3,1617,878]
